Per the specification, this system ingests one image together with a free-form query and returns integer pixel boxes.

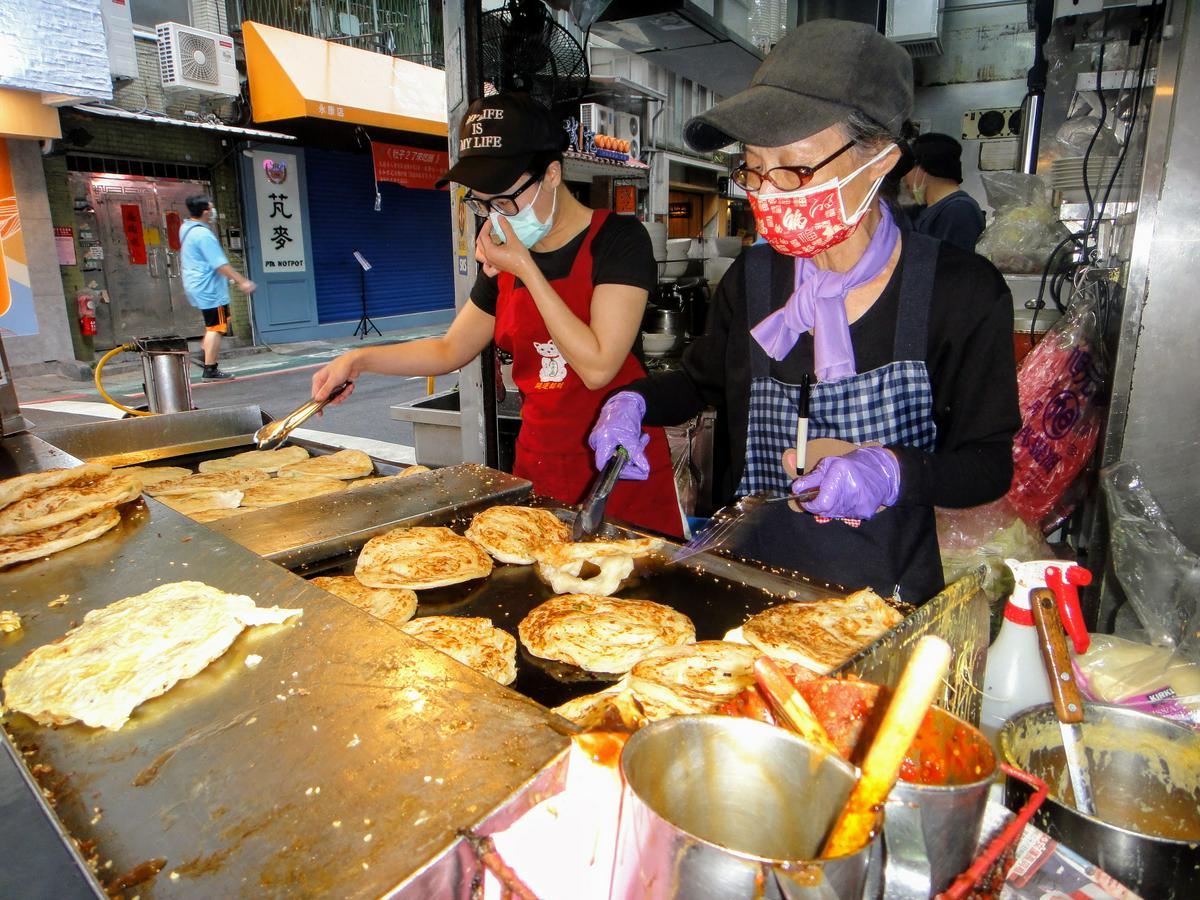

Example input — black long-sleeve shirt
[627,237,1020,510]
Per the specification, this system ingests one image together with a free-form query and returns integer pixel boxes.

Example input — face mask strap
[840,143,896,225]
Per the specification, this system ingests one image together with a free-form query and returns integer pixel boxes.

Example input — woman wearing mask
[589,21,1019,603]
[312,93,682,537]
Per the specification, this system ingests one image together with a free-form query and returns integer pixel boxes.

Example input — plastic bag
[936,498,1053,603]
[1073,635,1200,730]
[1102,461,1200,658]
[1006,286,1106,529]
[664,424,697,517]
[976,172,1071,274]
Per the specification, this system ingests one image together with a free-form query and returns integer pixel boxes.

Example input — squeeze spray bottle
[980,559,1092,742]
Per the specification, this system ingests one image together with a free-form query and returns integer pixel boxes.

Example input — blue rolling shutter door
[306,148,454,324]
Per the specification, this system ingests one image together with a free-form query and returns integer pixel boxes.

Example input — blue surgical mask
[489,181,556,248]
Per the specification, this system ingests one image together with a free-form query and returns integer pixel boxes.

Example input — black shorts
[202,305,230,334]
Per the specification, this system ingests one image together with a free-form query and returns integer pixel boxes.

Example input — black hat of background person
[685,20,913,153]
[911,132,963,183]
[435,93,566,194]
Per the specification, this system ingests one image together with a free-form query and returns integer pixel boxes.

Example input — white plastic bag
[1073,635,1200,730]
[976,173,1071,275]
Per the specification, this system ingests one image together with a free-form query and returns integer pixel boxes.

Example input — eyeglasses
[463,174,539,217]
[730,141,856,193]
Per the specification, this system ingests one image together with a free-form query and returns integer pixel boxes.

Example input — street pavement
[14,326,459,460]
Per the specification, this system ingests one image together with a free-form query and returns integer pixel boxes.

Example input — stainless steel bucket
[793,679,997,898]
[611,716,881,900]
[1000,703,1200,899]
[136,336,193,414]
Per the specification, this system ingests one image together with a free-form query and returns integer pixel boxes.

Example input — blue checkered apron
[729,234,946,604]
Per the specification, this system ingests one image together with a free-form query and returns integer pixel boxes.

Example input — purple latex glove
[588,391,651,480]
[791,447,901,520]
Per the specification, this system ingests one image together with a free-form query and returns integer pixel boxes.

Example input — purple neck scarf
[750,203,900,382]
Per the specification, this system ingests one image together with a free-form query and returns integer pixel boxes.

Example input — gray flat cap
[685,20,913,153]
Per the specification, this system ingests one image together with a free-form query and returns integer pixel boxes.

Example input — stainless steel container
[1000,703,1200,899]
[884,735,995,897]
[794,679,997,898]
[135,336,192,414]
[612,716,880,900]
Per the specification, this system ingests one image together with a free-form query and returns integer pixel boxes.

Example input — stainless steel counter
[0,433,569,898]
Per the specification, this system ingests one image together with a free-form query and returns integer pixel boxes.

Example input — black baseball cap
[435,93,566,194]
[685,20,913,153]
[911,132,964,183]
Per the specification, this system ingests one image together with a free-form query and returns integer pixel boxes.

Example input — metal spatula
[254,382,352,451]
[671,489,818,563]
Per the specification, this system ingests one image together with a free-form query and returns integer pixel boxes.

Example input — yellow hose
[94,344,155,417]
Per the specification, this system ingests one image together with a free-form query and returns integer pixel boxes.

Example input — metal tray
[32,404,413,472]
[0,435,570,899]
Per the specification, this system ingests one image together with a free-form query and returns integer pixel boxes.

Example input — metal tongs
[254,382,352,451]
[571,445,628,541]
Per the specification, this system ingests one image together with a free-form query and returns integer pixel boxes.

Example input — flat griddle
[296,499,848,711]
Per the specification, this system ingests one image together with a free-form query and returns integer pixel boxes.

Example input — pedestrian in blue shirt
[179,195,255,380]
[902,133,986,252]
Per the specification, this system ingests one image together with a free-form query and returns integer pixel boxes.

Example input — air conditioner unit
[886,0,943,59]
[156,22,239,97]
[581,102,619,137]
[613,111,642,160]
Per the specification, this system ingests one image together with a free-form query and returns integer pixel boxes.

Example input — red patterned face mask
[749,144,894,258]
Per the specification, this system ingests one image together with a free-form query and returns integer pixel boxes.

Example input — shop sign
[0,141,40,336]
[668,201,691,218]
[371,143,449,191]
[166,211,182,251]
[251,151,307,272]
[120,204,147,265]
[614,185,637,215]
[54,226,77,266]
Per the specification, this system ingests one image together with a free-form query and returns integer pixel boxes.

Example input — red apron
[494,210,683,537]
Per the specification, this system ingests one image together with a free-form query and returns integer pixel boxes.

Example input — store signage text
[251,152,307,272]
[371,143,449,191]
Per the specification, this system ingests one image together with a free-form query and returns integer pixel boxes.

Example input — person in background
[903,133,986,252]
[310,94,683,537]
[587,21,1019,604]
[179,195,255,380]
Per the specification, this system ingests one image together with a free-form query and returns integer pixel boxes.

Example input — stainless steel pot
[611,716,881,900]
[1000,703,1200,899]
[642,307,685,336]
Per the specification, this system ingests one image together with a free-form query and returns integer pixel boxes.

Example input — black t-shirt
[469,213,657,316]
[629,235,1021,510]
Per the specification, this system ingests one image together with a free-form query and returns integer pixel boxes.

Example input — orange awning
[243,22,447,137]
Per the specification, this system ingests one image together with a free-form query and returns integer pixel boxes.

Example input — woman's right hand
[474,232,500,278]
[588,392,651,480]
[311,351,360,405]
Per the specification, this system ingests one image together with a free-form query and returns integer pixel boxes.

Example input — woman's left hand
[476,216,534,278]
[783,446,901,520]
